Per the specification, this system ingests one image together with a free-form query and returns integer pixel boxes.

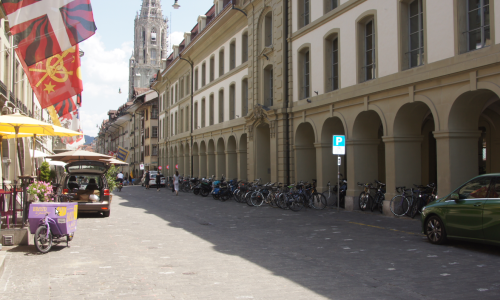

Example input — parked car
[141,171,166,187]
[59,160,112,217]
[421,174,500,245]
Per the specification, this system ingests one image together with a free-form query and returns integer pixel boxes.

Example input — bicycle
[408,183,436,218]
[34,213,75,253]
[370,180,386,213]
[306,179,327,210]
[389,187,411,216]
[358,182,373,211]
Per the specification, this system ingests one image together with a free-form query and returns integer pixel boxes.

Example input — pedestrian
[156,172,162,192]
[173,171,179,196]
[145,171,150,190]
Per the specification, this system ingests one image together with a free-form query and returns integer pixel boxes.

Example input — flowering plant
[27,181,53,202]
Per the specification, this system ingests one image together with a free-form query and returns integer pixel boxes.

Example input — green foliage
[106,164,118,192]
[39,161,51,182]
[49,170,57,182]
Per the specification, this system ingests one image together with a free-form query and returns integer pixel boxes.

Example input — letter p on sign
[332,135,345,155]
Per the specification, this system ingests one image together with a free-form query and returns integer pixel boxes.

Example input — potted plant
[27,180,54,202]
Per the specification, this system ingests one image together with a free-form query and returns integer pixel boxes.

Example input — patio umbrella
[45,149,112,163]
[0,113,56,181]
[102,158,129,165]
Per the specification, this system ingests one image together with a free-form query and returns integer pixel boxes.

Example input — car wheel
[425,216,446,245]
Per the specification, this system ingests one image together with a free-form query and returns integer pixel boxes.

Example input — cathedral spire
[140,0,163,20]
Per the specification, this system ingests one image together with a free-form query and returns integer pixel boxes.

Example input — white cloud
[168,31,185,54]
[79,110,108,137]
[78,33,132,137]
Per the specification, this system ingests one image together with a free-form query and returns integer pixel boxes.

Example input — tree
[106,164,118,192]
[39,161,51,182]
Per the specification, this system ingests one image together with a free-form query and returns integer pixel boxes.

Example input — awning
[30,149,48,158]
[46,159,66,167]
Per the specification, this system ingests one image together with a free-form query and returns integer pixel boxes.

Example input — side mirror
[450,193,459,201]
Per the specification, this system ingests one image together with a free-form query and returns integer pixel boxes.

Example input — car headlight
[421,206,426,212]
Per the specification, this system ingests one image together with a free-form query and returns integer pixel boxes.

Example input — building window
[230,41,236,70]
[152,106,159,119]
[358,18,376,82]
[466,0,490,51]
[324,0,338,14]
[218,89,224,123]
[298,0,310,28]
[194,102,198,129]
[201,98,206,128]
[185,107,189,132]
[209,94,214,126]
[194,68,199,91]
[299,47,310,99]
[264,65,273,107]
[152,145,158,156]
[219,48,225,77]
[151,29,157,44]
[325,34,339,92]
[265,12,272,47]
[242,78,248,116]
[175,83,178,102]
[185,74,190,95]
[171,114,174,135]
[180,108,184,133]
[210,56,215,82]
[229,84,235,120]
[152,126,158,138]
[179,78,184,99]
[201,62,206,86]
[175,112,178,134]
[171,87,174,105]
[242,32,248,63]
[408,0,424,68]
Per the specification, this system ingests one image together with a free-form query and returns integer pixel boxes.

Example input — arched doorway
[320,117,346,190]
[439,89,500,194]
[227,136,237,179]
[216,138,225,179]
[255,123,271,182]
[199,141,207,178]
[193,142,199,177]
[207,139,216,178]
[239,134,248,181]
[179,144,185,176]
[185,143,190,177]
[350,110,385,209]
[295,122,316,183]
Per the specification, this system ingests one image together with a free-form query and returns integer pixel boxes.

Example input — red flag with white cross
[2,0,97,66]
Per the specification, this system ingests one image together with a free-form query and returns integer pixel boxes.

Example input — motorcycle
[116,180,123,192]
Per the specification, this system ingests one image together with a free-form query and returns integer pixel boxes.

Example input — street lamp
[172,0,180,9]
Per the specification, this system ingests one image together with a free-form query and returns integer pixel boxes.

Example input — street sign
[158,166,162,170]
[333,135,345,155]
[175,164,179,169]
[140,164,144,170]
[166,165,169,170]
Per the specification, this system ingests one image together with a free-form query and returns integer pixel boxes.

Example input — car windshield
[67,164,107,173]
[67,174,101,190]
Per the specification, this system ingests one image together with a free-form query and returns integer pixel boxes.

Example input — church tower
[129,0,168,99]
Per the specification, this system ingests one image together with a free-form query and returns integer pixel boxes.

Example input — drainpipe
[284,0,290,185]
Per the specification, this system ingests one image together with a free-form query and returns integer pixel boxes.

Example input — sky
[79,0,211,137]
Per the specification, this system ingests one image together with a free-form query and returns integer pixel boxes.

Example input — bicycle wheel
[378,195,384,214]
[322,191,336,207]
[311,193,327,210]
[371,194,380,212]
[200,188,210,197]
[359,192,369,211]
[34,226,52,253]
[277,194,289,209]
[289,194,305,212]
[390,195,410,217]
[251,192,264,206]
[245,192,254,206]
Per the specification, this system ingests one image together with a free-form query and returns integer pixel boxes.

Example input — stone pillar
[382,136,423,216]
[345,139,380,211]
[433,130,481,197]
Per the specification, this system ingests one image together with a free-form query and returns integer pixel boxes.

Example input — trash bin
[28,203,78,236]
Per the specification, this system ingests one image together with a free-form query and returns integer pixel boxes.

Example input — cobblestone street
[1,186,500,299]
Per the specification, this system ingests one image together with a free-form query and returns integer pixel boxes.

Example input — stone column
[345,139,380,211]
[433,130,481,197]
[382,136,423,216]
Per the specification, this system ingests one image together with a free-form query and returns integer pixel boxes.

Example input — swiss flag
[2,0,97,66]
[21,44,83,109]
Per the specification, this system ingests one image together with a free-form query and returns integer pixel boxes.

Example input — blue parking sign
[333,135,345,155]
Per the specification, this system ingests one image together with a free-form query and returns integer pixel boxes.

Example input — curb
[0,250,6,279]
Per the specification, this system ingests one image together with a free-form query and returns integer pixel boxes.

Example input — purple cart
[28,203,78,253]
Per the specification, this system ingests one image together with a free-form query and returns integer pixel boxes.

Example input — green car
[421,174,500,245]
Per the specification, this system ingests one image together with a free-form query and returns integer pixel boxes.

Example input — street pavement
[1,185,500,299]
